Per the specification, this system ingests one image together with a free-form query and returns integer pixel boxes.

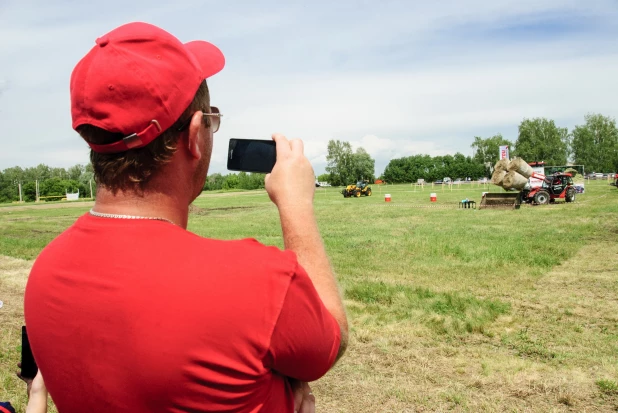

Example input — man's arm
[278,204,348,360]
[26,375,48,413]
[16,366,48,413]
[265,134,348,360]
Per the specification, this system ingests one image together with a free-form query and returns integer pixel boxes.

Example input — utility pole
[35,180,39,202]
[18,182,23,202]
[89,179,93,199]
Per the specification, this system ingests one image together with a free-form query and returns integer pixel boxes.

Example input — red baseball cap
[70,22,225,154]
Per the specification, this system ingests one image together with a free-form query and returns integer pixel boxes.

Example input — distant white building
[66,190,79,201]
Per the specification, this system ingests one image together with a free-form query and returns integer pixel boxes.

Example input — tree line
[203,172,266,191]
[385,113,618,184]
[471,113,618,174]
[382,154,485,183]
[0,164,94,203]
[1,113,616,203]
[0,163,269,203]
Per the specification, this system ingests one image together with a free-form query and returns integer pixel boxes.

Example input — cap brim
[184,40,225,79]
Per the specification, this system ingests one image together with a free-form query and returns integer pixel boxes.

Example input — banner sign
[499,145,510,160]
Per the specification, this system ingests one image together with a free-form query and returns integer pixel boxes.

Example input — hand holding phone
[264,134,316,211]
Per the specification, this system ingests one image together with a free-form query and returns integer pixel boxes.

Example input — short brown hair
[78,81,210,192]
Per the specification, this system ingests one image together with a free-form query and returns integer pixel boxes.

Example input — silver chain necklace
[89,209,176,226]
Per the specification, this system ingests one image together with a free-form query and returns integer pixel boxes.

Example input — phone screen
[227,139,277,174]
[21,326,38,379]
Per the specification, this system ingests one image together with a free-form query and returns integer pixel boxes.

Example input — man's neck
[92,185,190,229]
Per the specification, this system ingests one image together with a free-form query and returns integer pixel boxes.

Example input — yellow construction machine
[342,180,372,198]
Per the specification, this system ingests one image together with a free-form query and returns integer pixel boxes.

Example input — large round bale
[502,171,528,190]
[491,170,507,186]
[508,158,534,178]
[494,159,510,173]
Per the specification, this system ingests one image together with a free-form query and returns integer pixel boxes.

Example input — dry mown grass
[0,255,38,412]
[314,241,618,412]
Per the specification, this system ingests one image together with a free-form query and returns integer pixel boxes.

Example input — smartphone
[227,139,277,174]
[21,326,38,379]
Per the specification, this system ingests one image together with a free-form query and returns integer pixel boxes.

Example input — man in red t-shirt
[24,22,348,413]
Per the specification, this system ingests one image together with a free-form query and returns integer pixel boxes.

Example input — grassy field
[1,181,617,412]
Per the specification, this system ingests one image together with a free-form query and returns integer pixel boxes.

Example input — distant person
[24,22,347,413]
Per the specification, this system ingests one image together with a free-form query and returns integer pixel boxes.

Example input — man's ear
[187,110,203,160]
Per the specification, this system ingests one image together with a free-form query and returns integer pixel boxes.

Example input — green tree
[222,174,240,190]
[22,181,37,202]
[325,140,355,186]
[204,173,225,191]
[249,173,266,189]
[316,173,330,183]
[352,147,375,182]
[67,164,84,181]
[23,164,51,183]
[2,166,25,186]
[79,164,95,194]
[571,114,618,173]
[0,170,20,203]
[236,172,265,190]
[325,140,375,185]
[0,167,25,202]
[471,134,513,175]
[383,153,484,183]
[514,118,568,165]
[50,167,69,180]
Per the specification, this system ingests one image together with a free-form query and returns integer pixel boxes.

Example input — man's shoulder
[193,237,300,276]
[31,214,300,280]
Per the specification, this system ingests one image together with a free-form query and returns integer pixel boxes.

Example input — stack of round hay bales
[491,170,507,186]
[491,158,531,190]
[490,159,510,187]
[503,171,528,190]
[508,158,533,178]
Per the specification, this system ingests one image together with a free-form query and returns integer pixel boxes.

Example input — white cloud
[209,51,618,174]
[1,0,617,176]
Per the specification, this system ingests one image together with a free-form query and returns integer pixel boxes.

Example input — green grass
[597,379,618,396]
[346,281,510,334]
[1,180,618,411]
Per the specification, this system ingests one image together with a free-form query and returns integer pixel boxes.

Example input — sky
[1,0,617,176]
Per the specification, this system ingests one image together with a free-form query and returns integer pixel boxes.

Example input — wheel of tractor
[565,187,575,203]
[534,190,550,205]
[355,190,361,197]
[366,189,372,196]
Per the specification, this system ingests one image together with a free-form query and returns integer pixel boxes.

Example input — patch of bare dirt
[189,205,257,215]
[196,190,267,198]
[0,201,93,212]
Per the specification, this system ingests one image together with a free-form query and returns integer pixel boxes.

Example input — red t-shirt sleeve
[265,262,341,382]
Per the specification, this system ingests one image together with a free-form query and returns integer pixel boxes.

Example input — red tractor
[521,173,576,205]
